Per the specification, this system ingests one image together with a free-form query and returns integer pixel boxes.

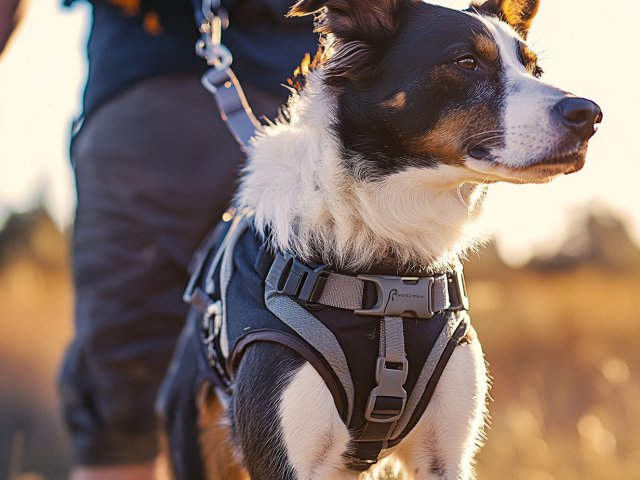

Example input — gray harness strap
[317,274,364,310]
[264,285,356,424]
[392,311,467,437]
[267,253,457,317]
[320,273,452,314]
[380,317,405,364]
[218,216,250,358]
[201,68,264,147]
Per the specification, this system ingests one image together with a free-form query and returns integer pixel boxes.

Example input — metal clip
[196,37,233,70]
[364,356,409,423]
[196,0,232,69]
[202,300,227,378]
[355,275,434,318]
[202,300,222,344]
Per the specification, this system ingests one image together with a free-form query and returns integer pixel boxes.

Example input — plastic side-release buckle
[355,275,434,318]
[266,253,330,304]
[364,357,409,423]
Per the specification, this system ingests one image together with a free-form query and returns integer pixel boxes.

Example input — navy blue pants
[59,74,282,466]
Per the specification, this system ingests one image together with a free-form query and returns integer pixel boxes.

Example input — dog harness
[184,212,471,470]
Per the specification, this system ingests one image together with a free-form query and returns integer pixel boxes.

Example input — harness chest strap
[264,250,469,316]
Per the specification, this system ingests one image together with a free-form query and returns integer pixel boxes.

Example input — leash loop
[194,0,263,146]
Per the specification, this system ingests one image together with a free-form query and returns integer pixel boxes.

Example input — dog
[171,1,602,479]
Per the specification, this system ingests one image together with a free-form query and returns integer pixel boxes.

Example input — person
[0,0,317,479]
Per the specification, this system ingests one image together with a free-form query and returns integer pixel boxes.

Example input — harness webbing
[380,317,405,364]
[265,251,468,317]
[264,284,356,425]
[200,68,263,147]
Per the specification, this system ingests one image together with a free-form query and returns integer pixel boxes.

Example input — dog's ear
[288,0,403,47]
[288,0,405,88]
[470,0,540,39]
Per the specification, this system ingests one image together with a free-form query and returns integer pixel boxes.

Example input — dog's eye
[455,57,478,71]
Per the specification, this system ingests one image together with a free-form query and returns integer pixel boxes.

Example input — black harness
[183,213,471,470]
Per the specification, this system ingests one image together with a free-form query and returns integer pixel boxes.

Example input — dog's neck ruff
[235,70,485,273]
[184,212,471,470]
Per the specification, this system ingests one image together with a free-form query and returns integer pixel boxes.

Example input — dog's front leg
[392,332,489,480]
[231,342,356,480]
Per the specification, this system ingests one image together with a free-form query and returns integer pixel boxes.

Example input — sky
[0,0,639,265]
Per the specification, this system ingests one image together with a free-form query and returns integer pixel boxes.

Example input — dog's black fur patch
[230,343,306,480]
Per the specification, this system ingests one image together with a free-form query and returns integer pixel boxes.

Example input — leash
[193,0,263,147]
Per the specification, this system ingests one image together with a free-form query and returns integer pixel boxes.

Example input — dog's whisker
[463,130,503,142]
[474,135,507,146]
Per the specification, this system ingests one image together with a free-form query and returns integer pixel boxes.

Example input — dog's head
[289,0,602,185]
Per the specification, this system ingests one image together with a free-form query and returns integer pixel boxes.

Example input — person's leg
[59,73,283,476]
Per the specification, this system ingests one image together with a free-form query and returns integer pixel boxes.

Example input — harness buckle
[355,276,434,318]
[364,356,409,423]
[447,269,469,311]
[266,253,331,304]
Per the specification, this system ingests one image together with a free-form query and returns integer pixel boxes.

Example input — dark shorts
[58,73,282,465]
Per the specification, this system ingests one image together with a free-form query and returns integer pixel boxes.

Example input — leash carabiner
[196,0,232,69]
[194,0,263,146]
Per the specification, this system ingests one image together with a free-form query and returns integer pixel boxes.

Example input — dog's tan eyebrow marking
[520,43,538,65]
[516,42,540,75]
[474,35,499,63]
[381,91,407,110]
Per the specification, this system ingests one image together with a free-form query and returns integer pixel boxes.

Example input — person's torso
[68,0,318,120]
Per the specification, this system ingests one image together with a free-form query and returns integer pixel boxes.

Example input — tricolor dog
[164,0,602,479]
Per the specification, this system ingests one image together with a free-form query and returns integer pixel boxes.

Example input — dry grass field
[0,209,638,480]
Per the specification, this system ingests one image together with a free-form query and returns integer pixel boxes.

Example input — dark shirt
[65,0,317,120]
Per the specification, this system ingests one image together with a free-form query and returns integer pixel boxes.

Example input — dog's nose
[554,97,602,141]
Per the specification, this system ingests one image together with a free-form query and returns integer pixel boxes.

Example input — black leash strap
[193,0,264,147]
